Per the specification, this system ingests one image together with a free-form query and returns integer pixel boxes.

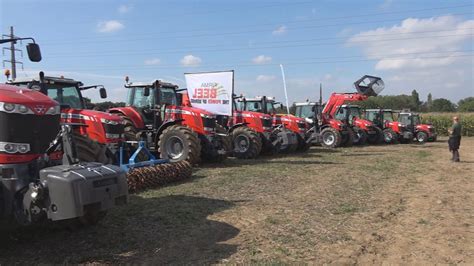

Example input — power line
[41,9,473,45]
[38,51,474,72]
[44,32,474,59]
[44,28,473,57]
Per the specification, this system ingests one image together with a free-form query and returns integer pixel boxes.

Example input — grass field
[1,138,473,264]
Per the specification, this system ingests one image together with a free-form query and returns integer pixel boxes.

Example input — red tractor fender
[228,122,248,133]
[109,106,145,129]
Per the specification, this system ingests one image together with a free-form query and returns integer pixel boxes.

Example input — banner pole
[280,64,290,115]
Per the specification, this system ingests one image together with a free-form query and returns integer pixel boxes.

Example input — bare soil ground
[1,137,473,264]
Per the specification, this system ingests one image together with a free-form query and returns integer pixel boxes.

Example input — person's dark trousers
[449,136,461,162]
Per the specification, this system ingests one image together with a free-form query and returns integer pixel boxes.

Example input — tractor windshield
[246,101,264,112]
[398,114,411,125]
[296,105,314,118]
[46,84,83,109]
[349,106,361,118]
[412,115,421,125]
[159,87,178,106]
[126,86,155,108]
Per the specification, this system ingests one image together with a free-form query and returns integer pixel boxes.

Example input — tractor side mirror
[26,43,42,62]
[144,87,150,97]
[99,87,107,99]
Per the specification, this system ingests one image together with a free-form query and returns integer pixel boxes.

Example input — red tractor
[398,112,437,143]
[180,92,281,159]
[238,96,308,152]
[7,72,123,163]
[295,75,384,148]
[364,109,414,144]
[109,78,229,164]
[0,83,128,226]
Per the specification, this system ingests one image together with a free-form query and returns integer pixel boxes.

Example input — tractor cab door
[156,86,179,123]
[399,114,414,132]
[127,86,156,126]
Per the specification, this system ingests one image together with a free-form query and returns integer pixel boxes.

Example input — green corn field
[421,113,474,136]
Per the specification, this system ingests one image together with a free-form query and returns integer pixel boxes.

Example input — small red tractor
[398,111,437,143]
[364,109,414,144]
[0,83,128,227]
[238,96,308,152]
[295,75,384,148]
[8,73,123,163]
[109,77,230,164]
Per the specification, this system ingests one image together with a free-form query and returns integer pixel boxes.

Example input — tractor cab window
[365,111,378,122]
[335,107,348,121]
[412,115,421,125]
[127,87,155,108]
[399,114,411,125]
[246,101,263,112]
[348,107,361,119]
[383,111,394,122]
[296,105,314,119]
[46,84,83,109]
[159,87,178,106]
[267,102,276,114]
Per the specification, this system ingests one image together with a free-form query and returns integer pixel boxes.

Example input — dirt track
[1,138,472,264]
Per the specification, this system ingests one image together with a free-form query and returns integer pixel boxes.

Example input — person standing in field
[448,116,462,162]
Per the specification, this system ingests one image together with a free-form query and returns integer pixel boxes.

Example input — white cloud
[347,15,474,101]
[144,58,161,65]
[118,4,132,14]
[97,20,124,33]
[256,75,276,82]
[180,55,202,66]
[272,25,287,35]
[252,55,272,64]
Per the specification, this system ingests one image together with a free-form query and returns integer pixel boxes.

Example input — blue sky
[1,0,472,103]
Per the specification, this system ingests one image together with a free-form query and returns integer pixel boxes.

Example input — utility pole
[2,26,23,80]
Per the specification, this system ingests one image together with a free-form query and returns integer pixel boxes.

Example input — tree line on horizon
[84,90,474,113]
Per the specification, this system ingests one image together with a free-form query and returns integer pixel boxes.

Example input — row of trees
[357,90,473,112]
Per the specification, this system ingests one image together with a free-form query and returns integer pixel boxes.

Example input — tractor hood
[0,85,59,114]
[181,105,215,118]
[62,108,124,124]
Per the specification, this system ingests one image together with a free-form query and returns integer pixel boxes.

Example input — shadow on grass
[0,195,240,265]
[340,153,387,157]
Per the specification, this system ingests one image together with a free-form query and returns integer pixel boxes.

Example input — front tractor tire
[353,127,367,145]
[158,125,202,165]
[73,133,114,164]
[416,131,428,144]
[382,128,398,144]
[367,127,384,145]
[232,127,262,159]
[320,127,342,148]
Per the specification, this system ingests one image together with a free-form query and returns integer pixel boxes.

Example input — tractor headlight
[0,142,30,154]
[18,105,29,113]
[100,118,120,125]
[45,106,60,115]
[3,103,15,112]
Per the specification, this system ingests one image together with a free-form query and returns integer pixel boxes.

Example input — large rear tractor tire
[353,127,367,145]
[232,127,262,159]
[73,133,114,164]
[416,131,428,144]
[158,125,201,165]
[320,127,342,148]
[382,128,398,144]
[202,125,232,163]
[117,114,140,141]
[367,127,384,145]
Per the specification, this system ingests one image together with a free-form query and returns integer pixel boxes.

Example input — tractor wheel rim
[418,134,426,142]
[235,135,250,152]
[384,132,392,142]
[323,133,335,145]
[166,136,185,159]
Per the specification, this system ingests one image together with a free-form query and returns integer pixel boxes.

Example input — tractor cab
[124,80,179,128]
[398,112,437,143]
[365,109,395,128]
[294,102,323,124]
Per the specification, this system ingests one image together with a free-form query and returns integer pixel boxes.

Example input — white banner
[185,70,234,116]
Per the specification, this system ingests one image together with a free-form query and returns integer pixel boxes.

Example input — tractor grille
[261,118,273,128]
[0,112,60,154]
[202,117,216,130]
[103,123,124,135]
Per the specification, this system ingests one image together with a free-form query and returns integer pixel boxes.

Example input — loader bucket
[354,75,384,97]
